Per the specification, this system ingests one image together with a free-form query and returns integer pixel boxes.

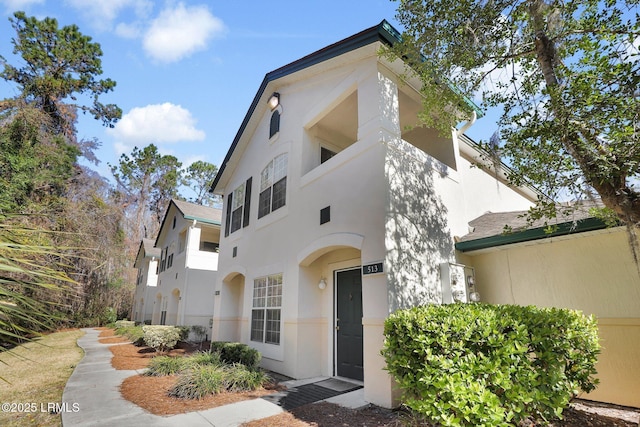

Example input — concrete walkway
[61,328,366,427]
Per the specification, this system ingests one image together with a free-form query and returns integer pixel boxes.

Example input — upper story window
[258,153,288,219]
[178,230,187,253]
[159,247,168,272]
[225,177,252,236]
[269,110,280,139]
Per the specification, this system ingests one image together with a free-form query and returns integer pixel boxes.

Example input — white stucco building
[210,20,537,408]
[150,199,222,341]
[133,238,160,324]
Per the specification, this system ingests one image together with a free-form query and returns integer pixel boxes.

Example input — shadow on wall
[385,141,453,312]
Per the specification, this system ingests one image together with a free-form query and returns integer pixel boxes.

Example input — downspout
[456,110,477,136]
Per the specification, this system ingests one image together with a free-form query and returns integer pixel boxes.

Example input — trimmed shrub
[190,325,207,342]
[210,342,261,369]
[382,303,600,426]
[175,325,191,341]
[142,325,181,353]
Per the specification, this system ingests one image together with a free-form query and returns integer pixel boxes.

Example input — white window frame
[258,153,288,219]
[250,273,282,345]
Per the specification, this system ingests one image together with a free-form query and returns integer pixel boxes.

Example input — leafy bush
[382,303,600,426]
[190,325,207,342]
[175,325,191,341]
[168,363,267,399]
[210,342,261,369]
[102,307,117,325]
[142,325,181,353]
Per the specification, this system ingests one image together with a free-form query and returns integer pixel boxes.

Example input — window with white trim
[250,274,282,345]
[258,153,287,219]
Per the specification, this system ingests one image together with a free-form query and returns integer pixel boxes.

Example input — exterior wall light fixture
[318,278,327,290]
[268,92,280,110]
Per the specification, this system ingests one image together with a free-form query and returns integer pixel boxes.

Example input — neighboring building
[132,238,160,324]
[151,199,222,341]
[456,208,640,408]
[209,20,536,408]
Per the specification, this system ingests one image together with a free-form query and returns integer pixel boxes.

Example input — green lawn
[0,329,85,427]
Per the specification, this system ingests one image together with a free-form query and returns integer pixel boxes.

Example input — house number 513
[362,262,383,275]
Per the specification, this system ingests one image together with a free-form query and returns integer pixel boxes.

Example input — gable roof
[210,19,482,195]
[172,199,222,224]
[154,199,222,247]
[134,238,160,268]
[455,201,608,252]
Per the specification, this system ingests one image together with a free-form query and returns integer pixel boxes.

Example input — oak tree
[390,0,640,225]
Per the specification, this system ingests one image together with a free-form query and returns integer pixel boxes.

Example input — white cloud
[64,0,152,31]
[142,2,225,63]
[114,21,142,39]
[108,103,206,148]
[1,0,43,11]
[182,155,207,168]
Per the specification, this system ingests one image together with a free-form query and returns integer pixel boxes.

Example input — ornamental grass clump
[382,303,600,426]
[145,355,189,376]
[142,325,181,354]
[114,324,145,346]
[168,363,267,399]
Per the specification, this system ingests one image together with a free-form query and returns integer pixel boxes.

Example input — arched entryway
[214,271,246,342]
[169,288,180,325]
[296,233,364,381]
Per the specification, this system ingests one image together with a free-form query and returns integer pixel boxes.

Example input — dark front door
[336,268,363,381]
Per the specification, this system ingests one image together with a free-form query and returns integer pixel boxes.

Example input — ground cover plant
[382,303,601,426]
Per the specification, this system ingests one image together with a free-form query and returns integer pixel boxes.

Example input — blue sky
[0,0,494,183]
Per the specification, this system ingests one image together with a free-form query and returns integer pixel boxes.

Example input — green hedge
[210,342,261,369]
[382,303,600,426]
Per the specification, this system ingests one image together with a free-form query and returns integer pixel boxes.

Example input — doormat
[262,380,363,410]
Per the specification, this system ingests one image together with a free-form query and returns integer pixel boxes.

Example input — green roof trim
[455,217,608,253]
[182,215,221,226]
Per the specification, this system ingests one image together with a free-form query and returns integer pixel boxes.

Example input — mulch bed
[98,328,638,426]
[121,374,278,416]
[102,328,278,416]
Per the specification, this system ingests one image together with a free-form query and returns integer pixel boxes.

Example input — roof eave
[210,21,397,194]
[455,217,607,253]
